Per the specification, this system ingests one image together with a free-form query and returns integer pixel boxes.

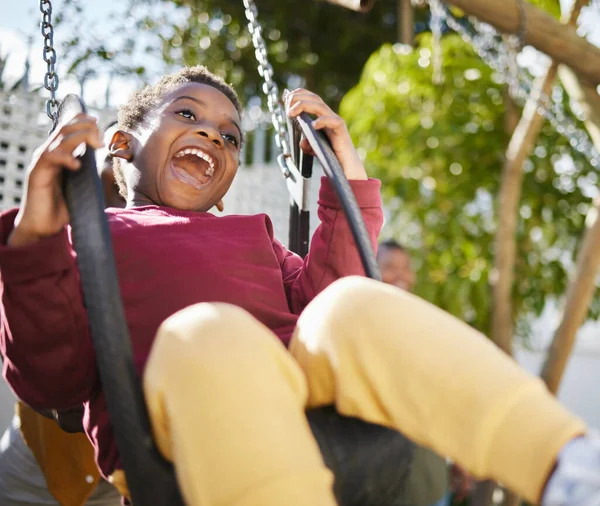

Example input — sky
[0,1,160,109]
[1,0,599,110]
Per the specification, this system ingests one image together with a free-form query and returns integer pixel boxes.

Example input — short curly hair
[112,65,242,197]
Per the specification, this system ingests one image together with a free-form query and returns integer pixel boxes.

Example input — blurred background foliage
[57,0,430,105]
[55,0,600,337]
[340,33,599,335]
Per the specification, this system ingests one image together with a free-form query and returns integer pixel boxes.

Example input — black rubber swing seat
[308,407,414,506]
[58,94,414,506]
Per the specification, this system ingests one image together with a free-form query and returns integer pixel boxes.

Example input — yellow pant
[113,277,585,506]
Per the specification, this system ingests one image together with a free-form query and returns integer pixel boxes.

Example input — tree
[340,33,599,336]
[56,0,429,106]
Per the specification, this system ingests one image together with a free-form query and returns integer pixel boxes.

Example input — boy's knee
[146,302,308,403]
[149,302,286,375]
[157,302,255,345]
[296,276,405,353]
[313,276,395,320]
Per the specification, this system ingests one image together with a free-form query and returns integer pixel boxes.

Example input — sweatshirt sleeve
[274,177,383,314]
[0,209,98,410]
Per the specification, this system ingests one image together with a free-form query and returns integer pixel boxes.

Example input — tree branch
[491,0,586,355]
[397,0,414,45]
[491,63,559,355]
[540,66,600,395]
[443,0,600,84]
[482,3,587,504]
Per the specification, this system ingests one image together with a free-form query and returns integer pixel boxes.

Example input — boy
[0,66,598,506]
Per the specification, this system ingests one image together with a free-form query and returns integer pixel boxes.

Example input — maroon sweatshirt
[0,177,382,478]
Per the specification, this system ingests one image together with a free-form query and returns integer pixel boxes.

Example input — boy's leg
[142,303,336,506]
[289,276,587,505]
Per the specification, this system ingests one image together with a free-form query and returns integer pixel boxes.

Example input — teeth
[174,147,216,176]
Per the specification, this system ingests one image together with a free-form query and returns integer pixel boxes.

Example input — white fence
[0,90,117,211]
[0,91,49,208]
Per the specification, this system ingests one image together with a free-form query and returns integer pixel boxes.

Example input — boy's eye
[222,133,239,148]
[176,109,196,120]
[175,108,240,148]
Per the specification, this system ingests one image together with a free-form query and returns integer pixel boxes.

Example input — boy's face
[377,247,416,292]
[121,82,242,212]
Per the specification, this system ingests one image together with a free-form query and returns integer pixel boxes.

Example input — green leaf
[340,34,597,336]
[527,0,561,19]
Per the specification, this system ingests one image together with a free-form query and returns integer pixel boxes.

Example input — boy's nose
[196,127,222,147]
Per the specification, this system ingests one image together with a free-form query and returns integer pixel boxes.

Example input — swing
[36,1,414,504]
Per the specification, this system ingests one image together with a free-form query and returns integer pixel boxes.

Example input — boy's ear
[109,130,134,162]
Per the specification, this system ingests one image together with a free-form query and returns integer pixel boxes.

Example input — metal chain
[514,0,527,51]
[40,0,60,131]
[505,0,527,98]
[442,7,599,167]
[429,0,445,85]
[242,0,291,161]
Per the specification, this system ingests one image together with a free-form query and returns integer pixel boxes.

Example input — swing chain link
[514,0,527,51]
[505,0,526,98]
[242,0,292,162]
[40,0,60,131]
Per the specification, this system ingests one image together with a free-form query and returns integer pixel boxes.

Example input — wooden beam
[491,64,559,356]
[397,0,414,45]
[559,66,600,148]
[491,0,583,358]
[484,6,588,505]
[443,0,600,85]
[541,197,600,394]
[540,67,600,395]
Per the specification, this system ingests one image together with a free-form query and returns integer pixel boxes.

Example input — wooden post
[491,63,559,356]
[480,3,587,505]
[397,0,414,45]
[559,66,600,149]
[442,0,600,85]
[540,66,600,395]
[491,0,586,356]
[541,196,600,394]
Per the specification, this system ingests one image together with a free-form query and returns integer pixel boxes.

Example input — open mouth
[170,147,216,190]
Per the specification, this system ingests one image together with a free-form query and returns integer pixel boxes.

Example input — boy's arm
[0,209,98,410]
[275,177,383,314]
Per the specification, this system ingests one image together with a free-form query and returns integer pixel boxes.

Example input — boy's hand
[285,89,368,181]
[9,114,104,247]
